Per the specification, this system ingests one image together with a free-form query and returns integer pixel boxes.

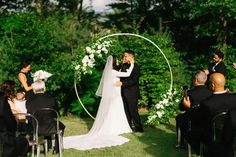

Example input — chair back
[15,113,39,144]
[205,111,235,157]
[33,108,59,136]
[33,108,63,157]
[211,111,231,144]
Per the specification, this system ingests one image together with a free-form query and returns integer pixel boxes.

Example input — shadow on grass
[130,114,187,157]
[132,126,187,157]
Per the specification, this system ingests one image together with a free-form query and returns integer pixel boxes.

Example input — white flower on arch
[74,40,112,76]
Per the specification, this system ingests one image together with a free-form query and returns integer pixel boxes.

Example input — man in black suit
[116,50,143,132]
[26,80,56,113]
[196,73,236,157]
[26,80,65,154]
[204,50,227,77]
[175,70,212,150]
[0,88,28,157]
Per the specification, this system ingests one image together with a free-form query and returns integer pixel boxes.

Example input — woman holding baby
[0,80,27,120]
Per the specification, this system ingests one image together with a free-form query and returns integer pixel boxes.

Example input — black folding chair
[33,108,63,157]
[211,111,229,142]
[204,111,234,157]
[183,105,204,157]
[15,113,44,157]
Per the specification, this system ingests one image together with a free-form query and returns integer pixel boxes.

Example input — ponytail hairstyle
[20,59,31,70]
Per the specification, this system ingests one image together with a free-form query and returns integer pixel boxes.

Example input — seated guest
[26,80,55,113]
[194,73,236,157]
[1,81,26,120]
[26,80,65,154]
[175,70,212,151]
[0,81,28,157]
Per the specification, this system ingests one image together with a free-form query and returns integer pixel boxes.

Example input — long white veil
[95,55,114,98]
[90,55,115,134]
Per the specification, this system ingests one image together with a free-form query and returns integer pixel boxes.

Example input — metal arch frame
[74,33,173,119]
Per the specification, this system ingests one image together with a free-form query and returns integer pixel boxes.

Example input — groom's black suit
[120,63,143,132]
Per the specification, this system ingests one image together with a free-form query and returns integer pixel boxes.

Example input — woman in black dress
[18,60,34,100]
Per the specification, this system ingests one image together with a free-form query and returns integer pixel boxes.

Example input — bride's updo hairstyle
[112,55,120,71]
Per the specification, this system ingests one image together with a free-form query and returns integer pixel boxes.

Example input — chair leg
[177,128,181,145]
[188,143,191,157]
[199,142,205,157]
[58,132,62,157]
[44,139,48,157]
[31,144,35,157]
[60,131,64,149]
[36,144,40,157]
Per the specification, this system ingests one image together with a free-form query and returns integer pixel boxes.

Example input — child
[9,92,27,121]
[14,92,27,113]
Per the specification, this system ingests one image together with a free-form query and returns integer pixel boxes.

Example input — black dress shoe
[52,147,59,154]
[52,149,58,154]
[134,128,144,133]
[175,144,185,149]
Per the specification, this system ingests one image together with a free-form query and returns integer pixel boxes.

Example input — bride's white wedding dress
[63,56,133,150]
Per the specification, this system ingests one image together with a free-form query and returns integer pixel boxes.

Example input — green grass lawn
[44,113,192,157]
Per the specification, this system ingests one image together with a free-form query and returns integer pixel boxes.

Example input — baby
[12,92,27,121]
[16,92,25,101]
[14,92,27,113]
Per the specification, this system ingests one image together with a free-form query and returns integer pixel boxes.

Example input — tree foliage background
[0,0,235,122]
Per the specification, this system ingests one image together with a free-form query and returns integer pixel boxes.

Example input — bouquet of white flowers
[31,70,53,82]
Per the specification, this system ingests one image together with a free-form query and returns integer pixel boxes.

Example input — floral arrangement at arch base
[74,40,112,79]
[147,88,181,125]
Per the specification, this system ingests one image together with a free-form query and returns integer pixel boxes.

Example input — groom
[116,50,143,132]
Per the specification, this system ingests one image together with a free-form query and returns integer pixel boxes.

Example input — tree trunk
[78,0,84,21]
[130,0,133,13]
[35,0,41,15]
[222,17,227,52]
[159,17,162,32]
[219,16,228,52]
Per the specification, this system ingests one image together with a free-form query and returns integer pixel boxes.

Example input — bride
[63,55,134,150]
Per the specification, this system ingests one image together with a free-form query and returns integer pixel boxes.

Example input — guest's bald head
[209,73,225,92]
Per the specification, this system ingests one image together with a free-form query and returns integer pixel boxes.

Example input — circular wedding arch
[74,33,173,119]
